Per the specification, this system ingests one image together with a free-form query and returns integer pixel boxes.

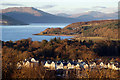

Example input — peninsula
[34,19,118,40]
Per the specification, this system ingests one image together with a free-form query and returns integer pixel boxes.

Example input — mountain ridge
[1,7,82,23]
[56,11,118,20]
[1,7,118,23]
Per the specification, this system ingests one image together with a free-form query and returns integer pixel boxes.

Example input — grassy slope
[36,20,118,39]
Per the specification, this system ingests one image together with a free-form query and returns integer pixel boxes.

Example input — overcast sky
[0,0,119,14]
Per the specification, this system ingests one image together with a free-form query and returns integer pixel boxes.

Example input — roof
[63,62,68,66]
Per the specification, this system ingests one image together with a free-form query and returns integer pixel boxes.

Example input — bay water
[1,23,73,41]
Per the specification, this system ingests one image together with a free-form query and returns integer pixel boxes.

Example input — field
[72,37,120,42]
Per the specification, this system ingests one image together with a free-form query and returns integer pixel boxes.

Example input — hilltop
[1,7,82,23]
[35,20,118,39]
[1,7,118,24]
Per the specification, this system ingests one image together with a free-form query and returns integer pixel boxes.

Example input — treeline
[2,38,120,61]
[2,38,120,79]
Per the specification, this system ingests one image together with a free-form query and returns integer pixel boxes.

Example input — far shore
[33,33,78,37]
[33,33,120,41]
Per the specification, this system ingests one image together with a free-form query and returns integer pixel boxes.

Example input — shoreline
[33,34,120,41]
[33,33,77,37]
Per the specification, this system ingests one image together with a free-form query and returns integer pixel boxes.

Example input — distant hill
[1,7,82,23]
[36,20,118,39]
[56,11,118,21]
[1,7,117,24]
[0,14,28,25]
[55,13,71,17]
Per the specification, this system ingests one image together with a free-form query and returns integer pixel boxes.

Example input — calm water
[1,23,73,41]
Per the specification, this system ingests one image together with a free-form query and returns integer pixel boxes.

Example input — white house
[114,67,119,70]
[25,59,27,61]
[114,65,120,71]
[31,58,36,62]
[75,64,80,69]
[108,63,112,69]
[67,62,72,69]
[71,64,75,69]
[103,64,107,68]
[17,62,22,69]
[100,62,104,66]
[36,60,39,63]
[78,59,83,63]
[24,61,30,67]
[89,62,96,68]
[111,64,118,70]
[83,64,88,69]
[100,62,104,68]
[56,62,63,70]
[119,68,120,70]
[22,61,25,65]
[50,61,56,69]
[44,61,51,68]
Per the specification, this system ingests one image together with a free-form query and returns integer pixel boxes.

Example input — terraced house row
[17,57,120,71]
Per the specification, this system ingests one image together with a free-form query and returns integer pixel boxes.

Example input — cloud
[92,6,107,9]
[67,8,90,14]
[38,5,56,9]
[46,6,117,15]
[100,7,118,13]
[47,8,90,15]
[1,3,23,6]
[90,6,117,13]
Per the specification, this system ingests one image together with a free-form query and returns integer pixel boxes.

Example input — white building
[89,62,96,68]
[71,64,75,69]
[75,64,80,69]
[44,61,51,68]
[78,59,83,63]
[31,58,37,62]
[100,62,104,68]
[108,63,112,69]
[67,62,72,69]
[56,62,63,69]
[83,64,88,69]
[50,61,56,69]
[24,61,30,67]
[111,64,118,70]
[17,62,22,69]
[25,59,27,61]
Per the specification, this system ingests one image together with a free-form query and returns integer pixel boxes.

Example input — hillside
[0,14,28,25]
[56,11,118,21]
[1,7,117,23]
[35,20,118,39]
[1,7,82,23]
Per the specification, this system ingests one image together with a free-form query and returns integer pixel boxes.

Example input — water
[1,23,73,41]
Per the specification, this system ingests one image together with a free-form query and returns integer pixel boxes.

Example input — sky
[0,0,119,14]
